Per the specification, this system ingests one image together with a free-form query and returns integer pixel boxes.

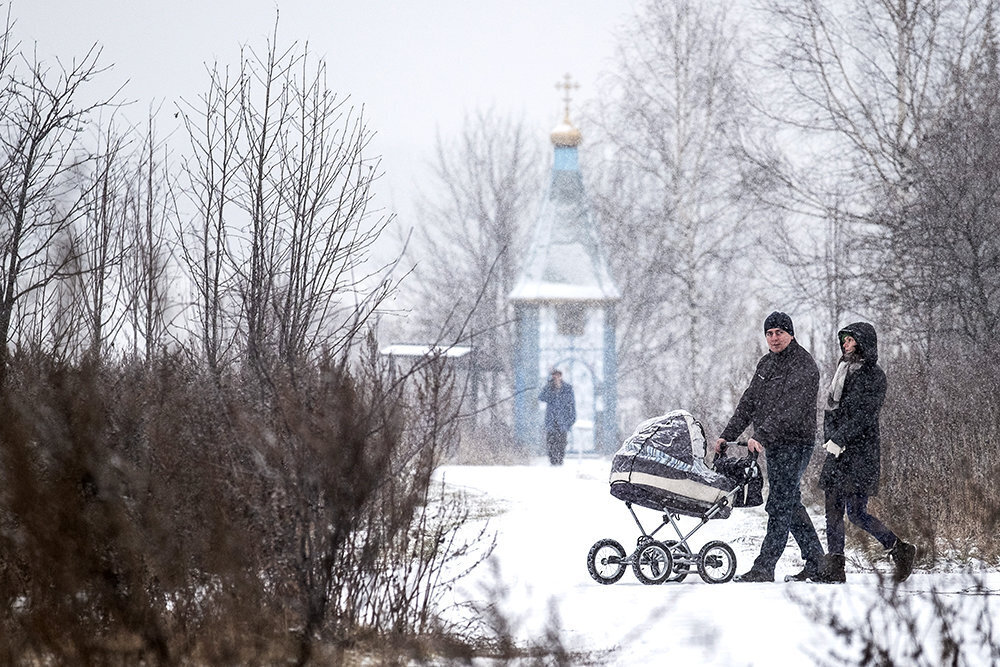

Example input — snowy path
[436,457,1000,666]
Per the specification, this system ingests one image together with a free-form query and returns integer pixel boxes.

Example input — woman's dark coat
[819,322,886,496]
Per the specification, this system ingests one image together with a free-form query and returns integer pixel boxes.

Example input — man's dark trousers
[547,430,567,465]
[753,442,824,574]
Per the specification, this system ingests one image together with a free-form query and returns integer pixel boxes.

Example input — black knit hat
[763,311,794,336]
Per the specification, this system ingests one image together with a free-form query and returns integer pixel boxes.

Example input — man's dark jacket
[720,338,819,447]
[539,381,576,434]
[819,322,886,496]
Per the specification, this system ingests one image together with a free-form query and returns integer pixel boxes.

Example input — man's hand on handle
[714,437,763,454]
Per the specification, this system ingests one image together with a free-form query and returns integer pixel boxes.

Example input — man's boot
[817,553,846,583]
[889,540,916,583]
[784,560,821,582]
[734,568,774,583]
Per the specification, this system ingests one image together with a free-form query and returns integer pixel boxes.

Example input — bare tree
[877,18,1000,354]
[405,109,540,433]
[236,35,292,369]
[0,15,118,378]
[270,53,390,366]
[66,122,131,359]
[178,63,243,373]
[123,115,175,363]
[588,0,763,422]
[749,0,993,347]
[180,24,394,372]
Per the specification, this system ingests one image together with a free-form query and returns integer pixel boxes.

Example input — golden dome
[550,117,582,147]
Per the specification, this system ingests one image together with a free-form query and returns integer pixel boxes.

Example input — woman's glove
[823,440,844,458]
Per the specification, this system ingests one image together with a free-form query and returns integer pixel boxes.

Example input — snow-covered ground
[435,456,1000,666]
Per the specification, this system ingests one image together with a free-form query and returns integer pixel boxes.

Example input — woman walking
[818,322,916,583]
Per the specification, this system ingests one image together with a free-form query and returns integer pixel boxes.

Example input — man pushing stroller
[713,311,826,583]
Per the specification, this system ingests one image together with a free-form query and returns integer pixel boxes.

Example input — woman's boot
[889,540,916,583]
[818,553,846,583]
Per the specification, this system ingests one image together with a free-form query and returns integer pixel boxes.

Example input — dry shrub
[877,348,1000,562]
[0,344,493,665]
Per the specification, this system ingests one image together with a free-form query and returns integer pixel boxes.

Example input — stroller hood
[609,410,737,516]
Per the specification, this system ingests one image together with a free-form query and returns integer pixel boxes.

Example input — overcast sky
[13,1,635,225]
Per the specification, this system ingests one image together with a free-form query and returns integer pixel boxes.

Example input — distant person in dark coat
[538,368,576,466]
[817,322,916,583]
[715,311,826,582]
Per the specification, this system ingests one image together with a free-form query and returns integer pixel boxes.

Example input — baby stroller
[587,410,763,585]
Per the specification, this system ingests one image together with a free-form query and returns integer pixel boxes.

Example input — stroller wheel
[587,539,627,584]
[664,540,692,582]
[696,540,737,584]
[633,541,673,585]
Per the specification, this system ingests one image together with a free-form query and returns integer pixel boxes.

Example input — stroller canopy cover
[609,409,737,515]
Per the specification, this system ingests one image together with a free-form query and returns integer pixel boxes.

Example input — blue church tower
[510,79,620,454]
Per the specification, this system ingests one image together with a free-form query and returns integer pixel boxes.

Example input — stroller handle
[717,440,759,460]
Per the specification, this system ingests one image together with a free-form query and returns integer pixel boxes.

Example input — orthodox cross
[555,73,580,121]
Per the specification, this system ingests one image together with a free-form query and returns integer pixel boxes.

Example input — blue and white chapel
[510,79,620,454]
